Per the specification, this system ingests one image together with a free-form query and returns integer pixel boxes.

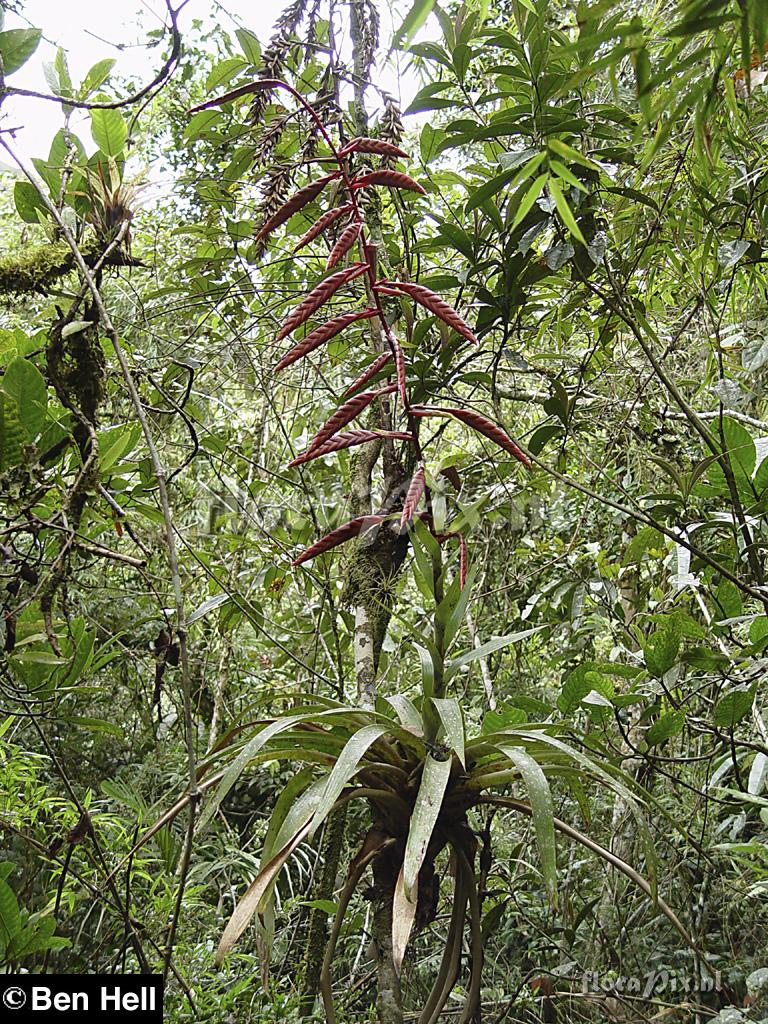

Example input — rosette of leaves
[187,523,679,1022]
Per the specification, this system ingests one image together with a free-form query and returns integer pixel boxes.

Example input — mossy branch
[0,237,143,296]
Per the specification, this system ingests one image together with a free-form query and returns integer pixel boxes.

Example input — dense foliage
[3,0,768,1021]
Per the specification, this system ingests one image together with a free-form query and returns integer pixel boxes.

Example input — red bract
[293,514,386,565]
[289,429,413,467]
[411,406,530,467]
[255,173,339,244]
[188,78,285,112]
[294,204,352,252]
[275,309,379,372]
[342,352,392,398]
[326,220,363,270]
[352,171,426,195]
[340,137,410,159]
[400,465,426,528]
[307,384,398,452]
[440,466,462,492]
[449,408,531,467]
[376,281,479,346]
[393,335,407,405]
[277,264,368,341]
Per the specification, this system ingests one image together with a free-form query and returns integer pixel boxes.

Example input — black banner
[0,975,163,1020]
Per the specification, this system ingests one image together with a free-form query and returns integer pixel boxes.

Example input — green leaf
[80,58,115,98]
[99,423,140,473]
[432,697,465,767]
[0,28,41,75]
[0,394,25,471]
[90,108,128,156]
[393,0,436,49]
[188,592,230,624]
[547,177,587,245]
[716,579,742,621]
[623,527,662,565]
[509,173,548,231]
[199,708,343,829]
[60,715,123,737]
[403,754,451,899]
[645,711,685,746]
[235,27,261,64]
[721,416,755,496]
[2,357,47,439]
[643,615,682,677]
[309,724,387,836]
[449,626,546,674]
[498,745,557,908]
[714,687,756,729]
[442,563,479,649]
[0,876,21,951]
[385,695,423,737]
[750,617,768,644]
[481,705,528,734]
[13,180,48,224]
[467,151,546,214]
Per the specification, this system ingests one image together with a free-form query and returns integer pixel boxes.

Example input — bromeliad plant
[186,79,691,1020]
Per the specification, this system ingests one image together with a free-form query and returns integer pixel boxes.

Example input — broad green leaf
[645,711,685,746]
[13,181,48,224]
[90,108,128,156]
[235,27,261,64]
[623,526,663,565]
[0,877,21,950]
[0,28,41,75]
[722,415,755,479]
[309,724,387,836]
[498,744,557,908]
[386,695,423,736]
[714,687,756,729]
[393,0,436,49]
[716,579,742,621]
[2,357,47,439]
[392,862,418,975]
[403,754,451,899]
[481,704,528,734]
[80,58,115,98]
[432,697,465,766]
[643,615,682,678]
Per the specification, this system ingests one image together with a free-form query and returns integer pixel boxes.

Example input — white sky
[2,0,422,162]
